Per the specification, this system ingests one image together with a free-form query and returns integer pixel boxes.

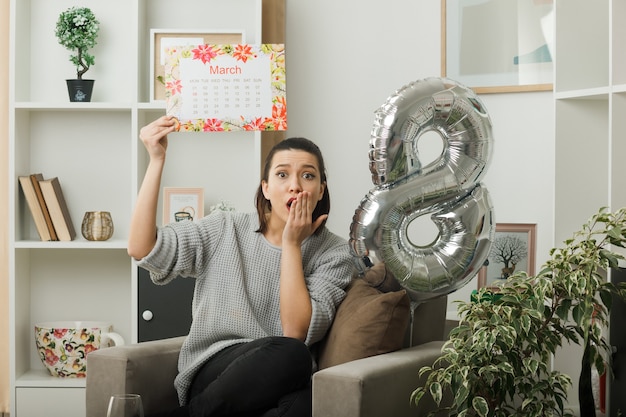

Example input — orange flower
[264,96,287,130]
[232,44,254,63]
[242,117,265,131]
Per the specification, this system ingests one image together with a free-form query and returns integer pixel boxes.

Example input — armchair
[86,268,449,417]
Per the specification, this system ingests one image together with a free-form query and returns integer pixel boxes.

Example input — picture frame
[441,0,554,94]
[477,223,537,289]
[150,29,245,102]
[162,187,205,225]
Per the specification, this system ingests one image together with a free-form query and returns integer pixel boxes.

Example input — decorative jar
[81,211,114,241]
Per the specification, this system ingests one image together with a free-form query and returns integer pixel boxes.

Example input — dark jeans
[187,336,313,417]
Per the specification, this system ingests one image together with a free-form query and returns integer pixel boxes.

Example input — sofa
[85,264,449,417]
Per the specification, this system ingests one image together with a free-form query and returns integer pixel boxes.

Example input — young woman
[128,116,354,417]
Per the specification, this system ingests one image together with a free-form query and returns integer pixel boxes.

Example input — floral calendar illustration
[163,43,286,132]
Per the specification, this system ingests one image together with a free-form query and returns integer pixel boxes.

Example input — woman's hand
[282,191,327,246]
[139,115,177,161]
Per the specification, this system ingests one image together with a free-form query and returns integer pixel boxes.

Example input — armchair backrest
[404,295,447,348]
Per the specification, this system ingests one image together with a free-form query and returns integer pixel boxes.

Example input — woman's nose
[289,177,302,192]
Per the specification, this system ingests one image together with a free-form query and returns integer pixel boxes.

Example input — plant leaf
[454,384,470,408]
[599,287,613,311]
[410,388,425,406]
[472,396,489,417]
[429,381,442,405]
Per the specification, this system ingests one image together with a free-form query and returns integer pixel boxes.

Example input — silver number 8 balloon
[349,77,495,301]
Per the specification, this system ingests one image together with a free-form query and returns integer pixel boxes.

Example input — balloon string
[409,301,421,347]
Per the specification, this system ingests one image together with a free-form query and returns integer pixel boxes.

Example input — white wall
[285,1,443,237]
[284,0,555,307]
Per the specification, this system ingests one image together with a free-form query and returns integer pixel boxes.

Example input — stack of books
[18,173,76,241]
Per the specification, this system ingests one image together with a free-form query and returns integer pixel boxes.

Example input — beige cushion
[359,262,402,293]
[317,278,410,369]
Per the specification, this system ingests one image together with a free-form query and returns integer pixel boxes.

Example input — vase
[81,211,114,241]
[66,79,95,102]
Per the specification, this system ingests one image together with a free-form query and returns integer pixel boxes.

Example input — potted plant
[413,207,626,417]
[55,6,100,102]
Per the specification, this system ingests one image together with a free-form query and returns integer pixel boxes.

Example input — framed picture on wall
[477,223,537,289]
[162,187,205,225]
[441,0,554,93]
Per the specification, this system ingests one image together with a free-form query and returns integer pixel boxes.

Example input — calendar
[164,44,286,132]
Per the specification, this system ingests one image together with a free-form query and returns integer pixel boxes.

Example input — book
[18,174,54,241]
[38,177,76,241]
[30,173,58,241]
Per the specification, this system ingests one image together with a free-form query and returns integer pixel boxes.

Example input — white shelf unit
[554,0,626,414]
[8,0,271,416]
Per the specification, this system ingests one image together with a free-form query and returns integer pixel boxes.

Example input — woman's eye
[277,172,287,178]
[303,173,315,180]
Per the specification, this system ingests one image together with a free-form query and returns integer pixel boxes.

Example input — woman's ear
[261,180,269,200]
[318,182,326,201]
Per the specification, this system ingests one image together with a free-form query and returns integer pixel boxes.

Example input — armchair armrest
[312,341,446,417]
[86,336,185,417]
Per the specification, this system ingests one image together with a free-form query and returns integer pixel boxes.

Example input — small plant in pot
[55,6,100,102]
[412,207,626,417]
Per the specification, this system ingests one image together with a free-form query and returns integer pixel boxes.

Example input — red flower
[203,119,225,131]
[44,349,59,366]
[166,79,182,95]
[84,344,97,355]
[53,329,67,338]
[192,45,220,64]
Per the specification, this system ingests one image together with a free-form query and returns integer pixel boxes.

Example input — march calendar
[164,44,286,132]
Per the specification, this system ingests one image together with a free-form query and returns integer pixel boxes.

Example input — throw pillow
[360,261,402,293]
[317,278,410,369]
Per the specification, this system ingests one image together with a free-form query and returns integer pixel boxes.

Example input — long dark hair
[255,137,330,235]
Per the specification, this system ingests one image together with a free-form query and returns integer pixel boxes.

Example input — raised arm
[127,116,177,260]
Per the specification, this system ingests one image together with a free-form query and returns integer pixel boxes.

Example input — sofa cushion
[317,277,410,369]
[359,261,402,293]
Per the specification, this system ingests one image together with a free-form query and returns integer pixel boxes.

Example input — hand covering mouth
[287,197,296,210]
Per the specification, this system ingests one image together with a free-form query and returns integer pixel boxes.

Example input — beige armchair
[86,268,449,417]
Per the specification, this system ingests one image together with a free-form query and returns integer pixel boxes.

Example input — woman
[128,116,354,417]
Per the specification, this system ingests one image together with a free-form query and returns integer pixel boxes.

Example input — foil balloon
[349,77,495,301]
